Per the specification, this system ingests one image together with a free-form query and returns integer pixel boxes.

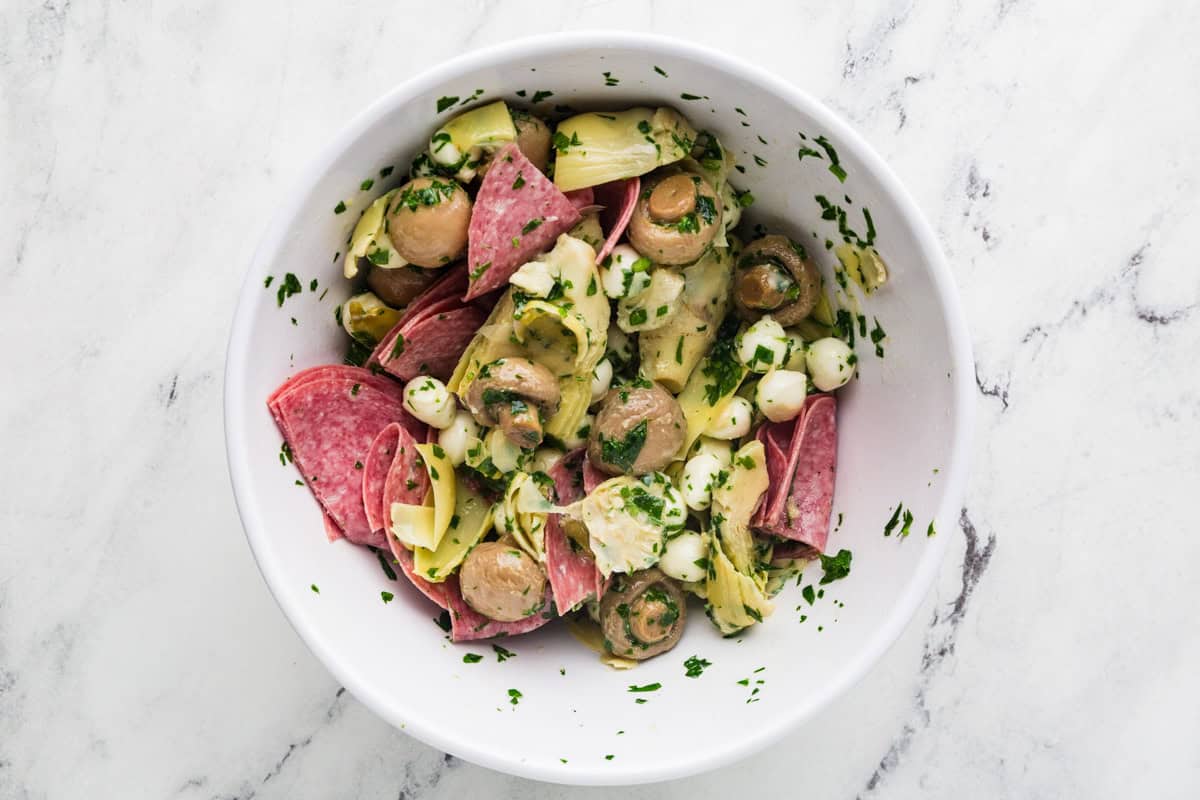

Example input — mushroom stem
[498,403,544,448]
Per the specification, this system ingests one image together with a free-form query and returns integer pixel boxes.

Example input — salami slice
[382,424,430,522]
[268,364,402,408]
[322,511,344,542]
[582,455,606,495]
[376,304,488,383]
[269,370,411,547]
[753,395,838,552]
[594,177,639,262]
[564,187,595,213]
[543,450,600,614]
[465,143,582,300]
[444,576,556,642]
[388,540,448,610]
[362,423,401,534]
[398,262,469,323]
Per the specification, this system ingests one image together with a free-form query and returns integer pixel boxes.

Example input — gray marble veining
[2,1,1198,798]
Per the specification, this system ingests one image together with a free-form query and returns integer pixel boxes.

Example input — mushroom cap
[459,540,548,622]
[733,234,822,325]
[386,177,472,268]
[599,568,687,660]
[366,264,437,308]
[464,358,561,448]
[626,171,723,265]
[587,381,685,476]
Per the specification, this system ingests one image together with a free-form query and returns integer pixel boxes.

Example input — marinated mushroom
[459,540,548,622]
[732,234,822,326]
[626,171,723,265]
[588,381,685,475]
[464,358,561,448]
[599,568,687,660]
[366,264,437,308]
[386,177,472,268]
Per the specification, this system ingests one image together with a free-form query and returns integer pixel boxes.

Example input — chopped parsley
[275,272,302,307]
[627,682,661,693]
[493,644,516,662]
[818,549,852,584]
[463,653,483,664]
[654,65,668,77]
[899,509,914,538]
[927,520,937,537]
[602,71,619,86]
[333,200,347,214]
[360,178,374,191]
[814,134,847,182]
[684,656,711,678]
[310,584,320,594]
[700,317,743,406]
[507,688,522,706]
[680,93,703,100]
[512,172,526,190]
[883,503,904,537]
[381,591,394,603]
[263,275,274,288]
[436,96,459,113]
[598,420,647,472]
[521,217,544,234]
[552,130,581,154]
[435,610,452,632]
[531,90,553,103]
[376,550,397,580]
[802,585,816,605]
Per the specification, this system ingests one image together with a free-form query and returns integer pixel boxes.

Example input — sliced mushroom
[366,264,437,308]
[732,234,822,326]
[599,568,687,660]
[587,381,685,476]
[626,171,723,265]
[464,358,561,449]
[459,540,547,622]
[386,177,472,268]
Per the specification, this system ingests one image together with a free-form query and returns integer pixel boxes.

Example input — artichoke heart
[710,440,769,576]
[705,539,774,635]
[439,100,517,154]
[511,300,589,375]
[344,189,406,278]
[553,107,698,192]
[503,471,551,562]
[835,243,890,294]
[413,478,493,582]
[340,291,403,347]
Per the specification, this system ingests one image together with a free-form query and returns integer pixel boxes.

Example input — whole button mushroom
[386,176,472,268]
[732,234,822,326]
[459,540,548,622]
[587,381,685,476]
[626,171,723,265]
[366,264,437,308]
[464,358,561,449]
[599,568,687,660]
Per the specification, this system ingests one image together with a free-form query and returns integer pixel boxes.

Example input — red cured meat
[382,425,430,526]
[444,576,555,642]
[753,395,838,552]
[268,364,402,408]
[387,541,448,610]
[582,455,606,495]
[593,177,639,262]
[771,540,818,561]
[322,511,344,542]
[399,262,469,322]
[362,423,401,534]
[564,187,595,213]
[376,304,488,383]
[269,371,410,547]
[543,450,600,614]
[465,143,582,300]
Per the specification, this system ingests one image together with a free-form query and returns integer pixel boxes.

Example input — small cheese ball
[756,368,808,423]
[601,244,652,300]
[782,330,808,371]
[680,453,723,511]
[437,409,480,466]
[807,337,857,391]
[689,436,733,468]
[705,395,753,440]
[402,376,456,429]
[736,315,789,373]
[658,531,708,583]
[591,358,614,405]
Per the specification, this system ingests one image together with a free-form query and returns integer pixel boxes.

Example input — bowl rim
[224,29,975,786]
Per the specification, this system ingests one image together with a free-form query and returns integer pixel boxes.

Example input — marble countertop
[4,1,1198,797]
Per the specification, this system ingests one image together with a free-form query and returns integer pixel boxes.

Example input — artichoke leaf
[553,107,698,192]
[413,477,493,581]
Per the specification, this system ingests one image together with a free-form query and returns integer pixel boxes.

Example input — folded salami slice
[444,576,556,642]
[594,176,639,262]
[465,143,582,300]
[564,187,595,213]
[382,424,430,520]
[376,304,488,383]
[582,454,606,495]
[387,542,448,610]
[543,450,601,614]
[268,369,409,547]
[362,423,400,534]
[268,364,403,408]
[322,511,344,542]
[753,395,838,552]
[399,262,469,323]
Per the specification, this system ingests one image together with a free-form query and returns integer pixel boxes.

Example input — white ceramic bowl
[225,31,972,786]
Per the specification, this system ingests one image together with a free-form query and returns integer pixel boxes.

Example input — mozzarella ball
[437,409,480,466]
[591,358,613,405]
[689,436,733,468]
[783,330,807,371]
[428,128,463,167]
[529,447,563,475]
[510,258,557,297]
[756,369,808,423]
[402,376,456,429]
[601,244,652,299]
[486,427,524,474]
[658,531,708,583]
[705,395,753,440]
[680,453,723,510]
[736,315,789,373]
[808,337,857,391]
[562,412,594,451]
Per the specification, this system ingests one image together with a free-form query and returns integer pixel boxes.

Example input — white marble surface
[3,0,1199,797]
